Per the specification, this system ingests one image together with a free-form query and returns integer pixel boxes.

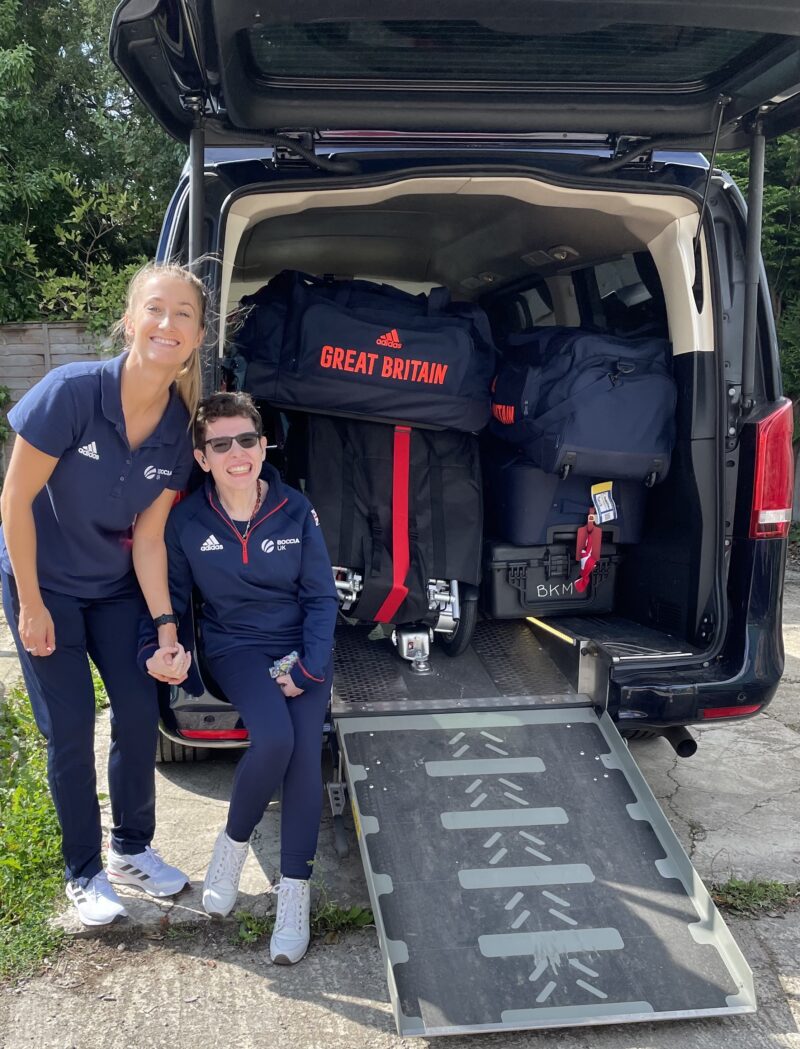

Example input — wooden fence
[0,323,103,476]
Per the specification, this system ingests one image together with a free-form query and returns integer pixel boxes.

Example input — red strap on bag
[575,511,602,593]
[375,425,412,623]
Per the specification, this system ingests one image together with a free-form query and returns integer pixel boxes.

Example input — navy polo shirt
[0,352,193,599]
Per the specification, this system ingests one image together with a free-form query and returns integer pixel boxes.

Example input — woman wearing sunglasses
[139,391,338,964]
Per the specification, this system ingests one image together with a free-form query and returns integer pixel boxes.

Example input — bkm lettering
[537,582,576,598]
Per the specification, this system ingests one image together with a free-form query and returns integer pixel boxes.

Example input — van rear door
[110,1,800,146]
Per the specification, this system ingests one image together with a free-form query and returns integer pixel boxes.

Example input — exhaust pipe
[662,725,697,758]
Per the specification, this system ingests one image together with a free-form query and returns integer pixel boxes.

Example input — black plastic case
[482,540,620,618]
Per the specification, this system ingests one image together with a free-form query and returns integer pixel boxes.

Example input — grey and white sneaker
[65,871,127,926]
[270,877,311,965]
[202,829,249,917]
[106,844,188,897]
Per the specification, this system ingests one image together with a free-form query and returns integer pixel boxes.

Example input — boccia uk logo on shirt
[144,465,174,480]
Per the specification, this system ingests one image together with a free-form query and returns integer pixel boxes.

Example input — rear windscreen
[246,21,774,87]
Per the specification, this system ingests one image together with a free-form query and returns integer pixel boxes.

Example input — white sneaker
[65,871,127,926]
[202,829,249,917]
[270,877,311,964]
[106,844,188,897]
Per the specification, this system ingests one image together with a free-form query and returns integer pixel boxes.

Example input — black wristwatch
[153,613,178,628]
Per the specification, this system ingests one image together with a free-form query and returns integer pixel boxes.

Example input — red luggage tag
[575,511,602,593]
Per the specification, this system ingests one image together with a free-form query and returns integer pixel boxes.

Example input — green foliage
[0,0,184,325]
[0,683,64,977]
[90,660,109,710]
[711,877,799,915]
[724,133,800,402]
[37,176,147,334]
[313,901,374,937]
[234,898,374,944]
[236,910,271,944]
[0,665,109,977]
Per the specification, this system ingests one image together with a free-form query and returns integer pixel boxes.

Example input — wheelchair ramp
[337,706,754,1037]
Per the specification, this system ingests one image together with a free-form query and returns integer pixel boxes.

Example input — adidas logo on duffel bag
[376,329,403,349]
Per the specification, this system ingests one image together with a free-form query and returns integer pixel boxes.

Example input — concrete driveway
[1,576,799,1049]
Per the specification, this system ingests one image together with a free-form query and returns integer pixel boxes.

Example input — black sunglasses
[203,431,262,454]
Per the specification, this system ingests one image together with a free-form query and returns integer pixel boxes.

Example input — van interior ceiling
[218,174,719,651]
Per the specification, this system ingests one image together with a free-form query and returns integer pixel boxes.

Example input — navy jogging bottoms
[2,570,158,883]
[208,649,333,880]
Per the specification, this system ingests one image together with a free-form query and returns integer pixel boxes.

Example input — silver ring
[26,648,34,653]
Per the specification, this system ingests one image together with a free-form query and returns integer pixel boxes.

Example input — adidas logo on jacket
[138,464,337,692]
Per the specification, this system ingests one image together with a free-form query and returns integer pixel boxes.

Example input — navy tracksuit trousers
[208,649,332,880]
[2,571,157,883]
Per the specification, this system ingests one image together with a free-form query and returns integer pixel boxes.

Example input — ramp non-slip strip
[441,808,567,829]
[459,864,594,888]
[426,758,545,776]
[479,927,624,957]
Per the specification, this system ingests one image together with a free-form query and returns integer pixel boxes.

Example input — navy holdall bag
[490,326,677,483]
[228,270,497,432]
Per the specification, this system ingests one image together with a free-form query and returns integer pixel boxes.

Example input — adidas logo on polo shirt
[201,534,223,552]
[77,441,100,460]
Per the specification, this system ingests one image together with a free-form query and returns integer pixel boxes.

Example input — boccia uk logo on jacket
[262,537,301,553]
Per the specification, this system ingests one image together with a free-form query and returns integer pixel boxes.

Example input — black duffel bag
[490,326,677,483]
[227,270,497,432]
[305,416,483,625]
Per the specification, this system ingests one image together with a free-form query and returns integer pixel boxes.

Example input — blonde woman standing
[0,263,204,925]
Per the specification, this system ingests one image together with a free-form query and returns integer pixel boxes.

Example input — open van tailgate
[336,706,754,1036]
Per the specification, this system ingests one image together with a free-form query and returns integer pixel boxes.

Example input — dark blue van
[111,3,799,1034]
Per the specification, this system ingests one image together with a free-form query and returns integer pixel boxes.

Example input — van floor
[332,620,580,717]
[331,616,700,717]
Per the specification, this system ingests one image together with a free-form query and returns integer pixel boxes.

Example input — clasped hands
[146,643,192,684]
[145,648,304,695]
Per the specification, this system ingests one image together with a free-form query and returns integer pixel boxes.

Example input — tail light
[749,398,794,539]
[702,703,761,719]
[179,729,249,740]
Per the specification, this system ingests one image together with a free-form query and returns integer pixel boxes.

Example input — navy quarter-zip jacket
[139,464,338,690]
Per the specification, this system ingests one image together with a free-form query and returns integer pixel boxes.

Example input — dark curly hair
[193,391,262,448]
